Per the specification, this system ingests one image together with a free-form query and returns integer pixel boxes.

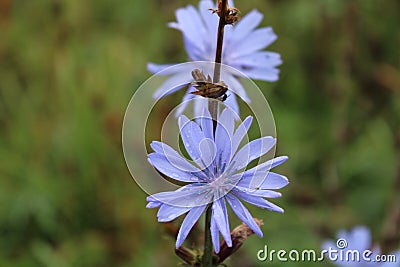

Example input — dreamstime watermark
[256,238,398,263]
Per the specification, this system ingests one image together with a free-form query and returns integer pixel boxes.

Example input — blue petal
[153,72,192,99]
[193,97,212,120]
[148,62,195,76]
[243,156,288,176]
[234,186,282,198]
[338,226,371,252]
[233,190,284,213]
[210,216,220,253]
[147,62,176,74]
[148,153,202,182]
[149,184,213,208]
[231,116,252,155]
[221,73,250,103]
[146,200,162,208]
[227,10,263,45]
[170,5,207,55]
[223,93,239,116]
[231,51,282,68]
[150,141,203,174]
[237,171,289,190]
[199,138,217,169]
[199,1,218,58]
[182,36,207,61]
[381,250,400,267]
[231,136,276,172]
[199,0,217,33]
[215,109,235,171]
[226,194,262,236]
[196,102,214,140]
[218,107,237,138]
[157,204,191,222]
[174,87,196,117]
[232,27,277,58]
[212,197,232,247]
[239,66,280,82]
[176,204,207,248]
[179,115,215,170]
[178,115,205,160]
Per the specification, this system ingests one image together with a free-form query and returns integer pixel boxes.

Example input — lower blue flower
[322,226,400,267]
[146,107,289,253]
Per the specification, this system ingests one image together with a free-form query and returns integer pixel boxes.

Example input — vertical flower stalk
[204,1,229,266]
[144,1,289,266]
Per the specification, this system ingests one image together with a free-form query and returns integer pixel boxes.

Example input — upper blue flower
[322,226,400,267]
[146,107,289,252]
[148,0,282,115]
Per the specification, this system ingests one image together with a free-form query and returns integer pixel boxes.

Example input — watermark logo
[256,238,398,263]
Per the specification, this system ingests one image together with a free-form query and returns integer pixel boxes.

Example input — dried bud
[175,246,196,265]
[209,1,240,25]
[190,69,228,101]
[216,219,264,264]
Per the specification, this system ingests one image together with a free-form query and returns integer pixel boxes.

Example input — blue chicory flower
[148,0,282,115]
[146,107,289,252]
[322,226,400,267]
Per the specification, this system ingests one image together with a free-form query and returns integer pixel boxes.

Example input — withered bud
[216,219,264,264]
[209,1,240,26]
[175,246,197,266]
[190,69,228,101]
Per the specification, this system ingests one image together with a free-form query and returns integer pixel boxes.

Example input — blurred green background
[1,0,399,266]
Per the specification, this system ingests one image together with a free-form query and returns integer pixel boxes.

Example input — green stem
[202,205,213,266]
[203,1,229,266]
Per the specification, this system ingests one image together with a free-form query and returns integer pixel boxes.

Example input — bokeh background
[1,0,399,266]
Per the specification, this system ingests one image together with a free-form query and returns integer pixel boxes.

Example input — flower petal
[381,250,400,267]
[338,226,371,252]
[212,197,232,247]
[178,115,207,164]
[148,62,194,76]
[227,10,263,45]
[233,190,284,213]
[196,102,214,140]
[243,156,288,176]
[234,186,282,198]
[153,72,192,99]
[239,66,280,82]
[231,51,282,68]
[231,136,276,172]
[170,5,207,55]
[176,204,207,248]
[237,171,289,190]
[226,194,262,236]
[157,204,191,222]
[231,116,252,155]
[223,93,239,115]
[146,200,162,209]
[210,216,220,253]
[150,141,202,173]
[215,108,235,170]
[147,62,176,74]
[149,184,213,208]
[232,27,278,58]
[174,87,196,117]
[148,153,202,182]
[222,74,250,103]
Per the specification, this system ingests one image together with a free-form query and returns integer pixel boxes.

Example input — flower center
[210,175,224,188]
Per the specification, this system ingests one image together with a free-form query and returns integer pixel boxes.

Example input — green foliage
[0,0,399,266]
